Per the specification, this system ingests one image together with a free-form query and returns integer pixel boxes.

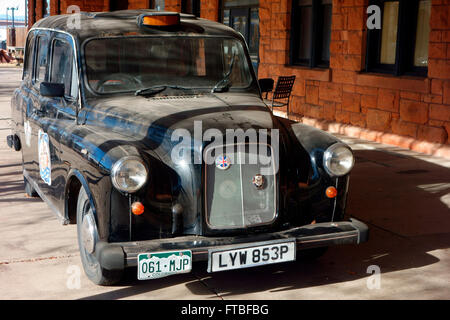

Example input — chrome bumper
[94,218,369,270]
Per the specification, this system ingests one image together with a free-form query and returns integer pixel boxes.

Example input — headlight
[323,143,354,177]
[111,156,148,193]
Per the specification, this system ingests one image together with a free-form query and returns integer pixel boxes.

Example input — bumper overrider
[94,218,369,271]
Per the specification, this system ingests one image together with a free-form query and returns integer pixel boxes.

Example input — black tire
[76,187,123,285]
[24,177,39,197]
[297,247,328,261]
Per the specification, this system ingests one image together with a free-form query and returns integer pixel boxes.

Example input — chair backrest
[273,75,296,100]
[258,78,274,94]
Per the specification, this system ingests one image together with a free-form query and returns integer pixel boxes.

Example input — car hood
[83,92,279,163]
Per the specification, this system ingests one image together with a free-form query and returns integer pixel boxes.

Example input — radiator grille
[204,143,277,229]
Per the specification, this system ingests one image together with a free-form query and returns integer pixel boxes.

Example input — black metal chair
[258,78,274,99]
[263,75,296,118]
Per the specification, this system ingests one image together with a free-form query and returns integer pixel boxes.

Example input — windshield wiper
[135,85,194,97]
[211,52,237,93]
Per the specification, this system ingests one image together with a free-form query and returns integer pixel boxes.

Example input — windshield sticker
[24,120,31,147]
[38,129,51,186]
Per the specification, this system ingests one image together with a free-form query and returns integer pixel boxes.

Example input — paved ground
[0,67,449,300]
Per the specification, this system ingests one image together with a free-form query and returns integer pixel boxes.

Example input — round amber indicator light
[326,187,338,199]
[131,202,145,215]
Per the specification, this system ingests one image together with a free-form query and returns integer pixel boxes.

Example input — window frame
[290,0,332,68]
[32,34,50,89]
[366,0,430,77]
[23,31,36,81]
[49,37,76,99]
[220,3,260,57]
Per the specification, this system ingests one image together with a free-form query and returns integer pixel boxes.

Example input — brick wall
[201,0,220,21]
[258,0,450,150]
[165,0,182,12]
[128,0,152,9]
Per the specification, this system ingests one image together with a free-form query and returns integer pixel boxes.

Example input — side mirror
[40,82,65,97]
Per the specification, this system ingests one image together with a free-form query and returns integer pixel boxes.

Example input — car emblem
[252,174,265,190]
[215,155,231,170]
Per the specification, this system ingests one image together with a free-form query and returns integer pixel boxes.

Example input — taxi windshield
[84,36,256,95]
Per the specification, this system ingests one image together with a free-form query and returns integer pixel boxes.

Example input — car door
[25,31,50,187]
[41,32,79,214]
[26,30,78,217]
[20,30,38,182]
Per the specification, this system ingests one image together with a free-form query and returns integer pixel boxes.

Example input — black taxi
[8,10,368,285]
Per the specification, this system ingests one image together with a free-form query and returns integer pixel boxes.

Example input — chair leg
[286,97,290,119]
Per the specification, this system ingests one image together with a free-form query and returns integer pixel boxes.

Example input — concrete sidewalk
[0,67,449,299]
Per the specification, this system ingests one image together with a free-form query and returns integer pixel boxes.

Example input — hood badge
[215,155,231,170]
[252,174,265,190]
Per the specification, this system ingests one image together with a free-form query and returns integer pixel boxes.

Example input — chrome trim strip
[238,148,245,227]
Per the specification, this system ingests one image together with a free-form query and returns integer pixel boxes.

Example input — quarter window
[290,0,332,68]
[366,0,431,76]
[35,36,49,84]
[23,33,36,81]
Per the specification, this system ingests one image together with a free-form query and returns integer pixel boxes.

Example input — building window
[221,0,260,73]
[290,0,332,68]
[182,0,200,17]
[366,0,431,76]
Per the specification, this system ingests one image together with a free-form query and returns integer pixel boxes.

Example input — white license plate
[207,239,296,273]
[137,250,192,280]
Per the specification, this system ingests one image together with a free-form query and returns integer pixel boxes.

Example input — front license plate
[138,250,192,280]
[207,239,296,273]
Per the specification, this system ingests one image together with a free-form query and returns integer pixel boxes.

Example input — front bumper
[95,218,369,271]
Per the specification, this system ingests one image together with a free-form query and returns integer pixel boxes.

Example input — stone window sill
[284,65,331,81]
[356,72,429,93]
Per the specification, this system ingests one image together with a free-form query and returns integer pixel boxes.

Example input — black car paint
[10,10,357,263]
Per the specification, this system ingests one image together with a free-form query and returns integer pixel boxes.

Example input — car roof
[31,9,242,43]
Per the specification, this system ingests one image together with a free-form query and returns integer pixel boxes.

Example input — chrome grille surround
[204,143,278,230]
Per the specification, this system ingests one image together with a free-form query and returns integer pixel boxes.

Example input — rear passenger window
[23,33,35,81]
[35,36,49,84]
[50,39,74,97]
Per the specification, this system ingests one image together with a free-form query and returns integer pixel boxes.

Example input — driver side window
[50,39,77,98]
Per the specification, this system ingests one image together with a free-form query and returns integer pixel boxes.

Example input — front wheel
[76,187,123,285]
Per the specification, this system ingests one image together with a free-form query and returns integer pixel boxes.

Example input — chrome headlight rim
[111,156,148,193]
[323,143,355,177]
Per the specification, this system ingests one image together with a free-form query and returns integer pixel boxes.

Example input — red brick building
[27,0,450,157]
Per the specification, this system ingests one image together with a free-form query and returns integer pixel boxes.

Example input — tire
[24,177,39,197]
[76,187,123,285]
[297,247,328,261]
